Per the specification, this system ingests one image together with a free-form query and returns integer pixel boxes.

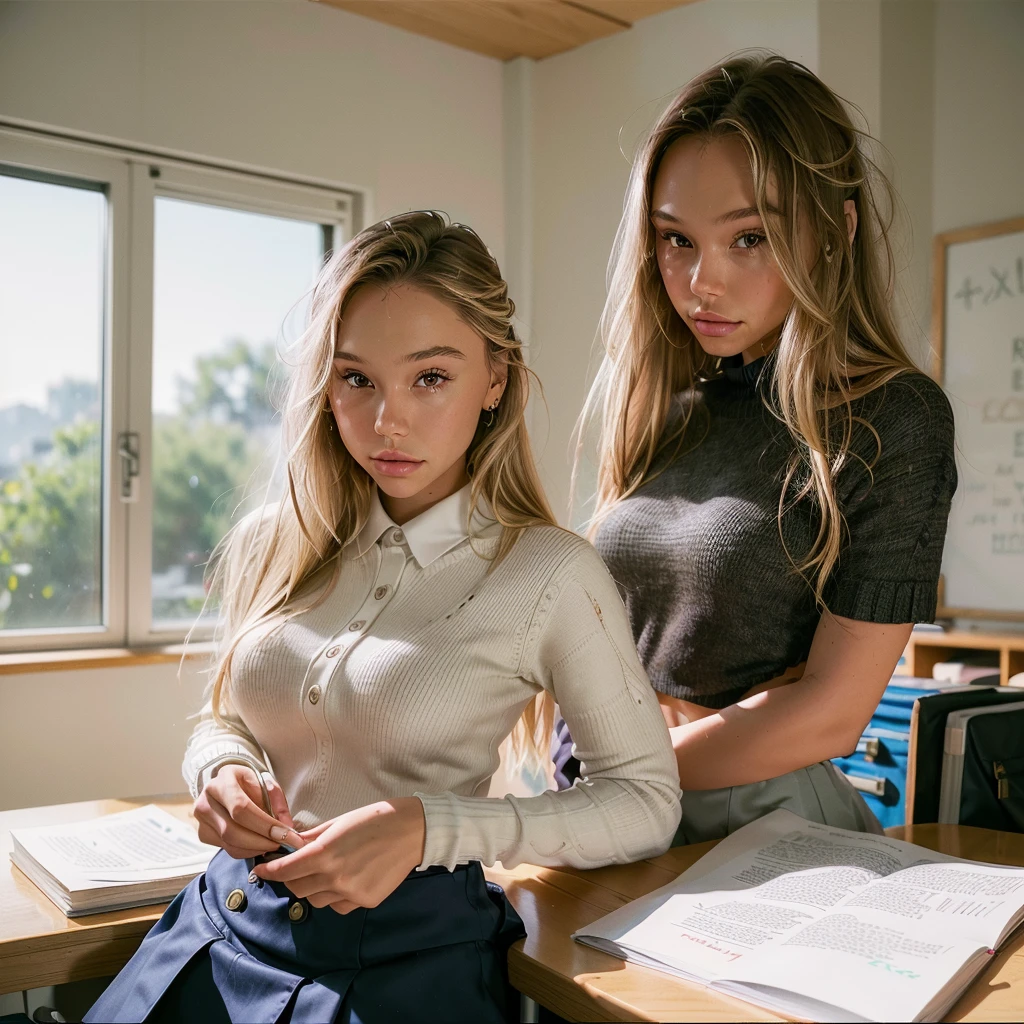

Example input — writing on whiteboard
[942,227,1024,611]
[953,257,1024,310]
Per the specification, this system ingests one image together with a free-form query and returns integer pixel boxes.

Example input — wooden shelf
[902,630,1024,686]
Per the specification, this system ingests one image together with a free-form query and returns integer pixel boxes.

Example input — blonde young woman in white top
[84,211,680,1024]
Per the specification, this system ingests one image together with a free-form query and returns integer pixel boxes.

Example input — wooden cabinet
[899,630,1024,687]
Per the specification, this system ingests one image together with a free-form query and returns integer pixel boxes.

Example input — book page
[11,805,216,886]
[707,828,1024,1020]
[716,912,990,1023]
[575,809,1024,1010]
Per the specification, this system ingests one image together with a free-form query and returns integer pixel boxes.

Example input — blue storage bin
[832,679,942,829]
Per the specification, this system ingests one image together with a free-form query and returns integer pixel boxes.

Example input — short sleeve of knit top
[593,357,957,710]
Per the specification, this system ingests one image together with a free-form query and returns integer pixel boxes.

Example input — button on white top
[374,585,389,600]
[348,620,365,631]
[390,528,404,544]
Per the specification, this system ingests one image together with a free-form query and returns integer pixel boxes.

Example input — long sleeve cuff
[415,776,680,872]
[183,741,270,799]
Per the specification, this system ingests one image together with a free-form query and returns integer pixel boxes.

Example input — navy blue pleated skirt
[83,849,526,1024]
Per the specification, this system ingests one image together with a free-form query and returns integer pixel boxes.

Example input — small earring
[482,403,499,429]
[823,242,834,264]
[322,396,334,431]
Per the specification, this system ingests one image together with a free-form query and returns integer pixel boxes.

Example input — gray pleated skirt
[673,760,884,846]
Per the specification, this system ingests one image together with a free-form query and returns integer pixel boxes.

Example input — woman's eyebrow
[333,345,466,362]
[716,205,764,223]
[651,209,681,224]
[651,206,775,225]
[405,346,466,362]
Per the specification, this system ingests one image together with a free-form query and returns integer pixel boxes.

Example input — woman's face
[651,134,793,365]
[329,282,504,524]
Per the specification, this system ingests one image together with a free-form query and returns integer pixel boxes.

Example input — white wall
[0,0,506,258]
[517,0,1024,518]
[520,0,820,521]
[0,0,507,812]
[932,0,1024,235]
[0,661,207,810]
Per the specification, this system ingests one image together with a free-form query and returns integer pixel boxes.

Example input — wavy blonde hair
[579,52,918,604]
[203,211,556,769]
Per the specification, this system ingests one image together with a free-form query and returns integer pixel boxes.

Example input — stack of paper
[10,805,217,916]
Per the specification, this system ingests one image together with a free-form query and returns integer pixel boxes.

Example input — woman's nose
[374,391,411,439]
[689,250,727,303]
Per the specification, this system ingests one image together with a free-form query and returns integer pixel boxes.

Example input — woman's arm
[182,691,271,799]
[670,612,912,790]
[413,540,682,871]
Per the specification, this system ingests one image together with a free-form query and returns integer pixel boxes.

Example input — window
[0,129,351,651]
[149,198,324,629]
[0,171,106,632]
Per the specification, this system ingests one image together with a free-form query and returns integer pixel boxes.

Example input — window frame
[0,126,354,653]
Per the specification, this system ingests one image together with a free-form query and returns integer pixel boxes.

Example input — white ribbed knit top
[182,484,681,871]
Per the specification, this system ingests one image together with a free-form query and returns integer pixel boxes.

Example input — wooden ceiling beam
[570,0,697,23]
[321,0,626,61]
[318,0,702,61]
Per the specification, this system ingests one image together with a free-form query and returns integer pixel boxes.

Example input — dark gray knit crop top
[593,356,957,710]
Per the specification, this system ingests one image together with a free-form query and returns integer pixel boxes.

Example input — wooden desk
[3,799,1024,1021]
[0,796,197,996]
[487,824,1024,1022]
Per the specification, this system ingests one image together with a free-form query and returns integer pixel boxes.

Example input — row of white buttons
[304,538,408,711]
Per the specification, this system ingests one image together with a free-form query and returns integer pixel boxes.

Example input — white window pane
[151,197,323,628]
[0,171,105,632]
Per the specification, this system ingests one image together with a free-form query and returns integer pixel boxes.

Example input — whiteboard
[937,218,1024,617]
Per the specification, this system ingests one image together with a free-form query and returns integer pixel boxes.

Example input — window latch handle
[117,431,140,502]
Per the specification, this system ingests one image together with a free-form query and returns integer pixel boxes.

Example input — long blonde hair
[204,211,555,768]
[579,52,917,604]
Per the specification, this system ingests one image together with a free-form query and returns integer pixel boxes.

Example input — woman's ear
[483,376,507,412]
[844,198,858,245]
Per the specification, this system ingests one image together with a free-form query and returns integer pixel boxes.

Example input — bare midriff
[657,662,807,729]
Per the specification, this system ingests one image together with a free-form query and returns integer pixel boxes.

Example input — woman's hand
[193,764,305,859]
[252,797,426,914]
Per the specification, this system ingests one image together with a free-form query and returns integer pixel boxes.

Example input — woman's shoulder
[850,368,955,456]
[505,523,610,586]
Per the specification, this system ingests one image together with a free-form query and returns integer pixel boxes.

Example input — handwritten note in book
[942,226,1024,613]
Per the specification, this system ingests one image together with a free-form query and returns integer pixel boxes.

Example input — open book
[574,809,1024,1023]
[10,805,217,916]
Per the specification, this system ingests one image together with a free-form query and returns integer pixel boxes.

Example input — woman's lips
[371,456,424,477]
[692,317,741,337]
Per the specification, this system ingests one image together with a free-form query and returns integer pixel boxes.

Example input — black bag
[908,687,1024,824]
[957,705,1024,832]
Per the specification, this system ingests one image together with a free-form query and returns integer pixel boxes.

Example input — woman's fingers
[199,792,280,855]
[205,767,302,847]
[195,820,275,859]
[262,773,297,831]
[305,889,348,910]
[296,820,332,843]
[329,899,361,916]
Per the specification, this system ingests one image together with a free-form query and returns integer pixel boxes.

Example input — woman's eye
[662,232,691,249]
[341,371,372,389]
[735,232,766,250]
[415,370,451,390]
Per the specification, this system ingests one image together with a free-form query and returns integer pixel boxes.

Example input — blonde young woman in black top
[556,53,957,841]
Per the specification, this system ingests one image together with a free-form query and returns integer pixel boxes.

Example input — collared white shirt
[184,484,680,871]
